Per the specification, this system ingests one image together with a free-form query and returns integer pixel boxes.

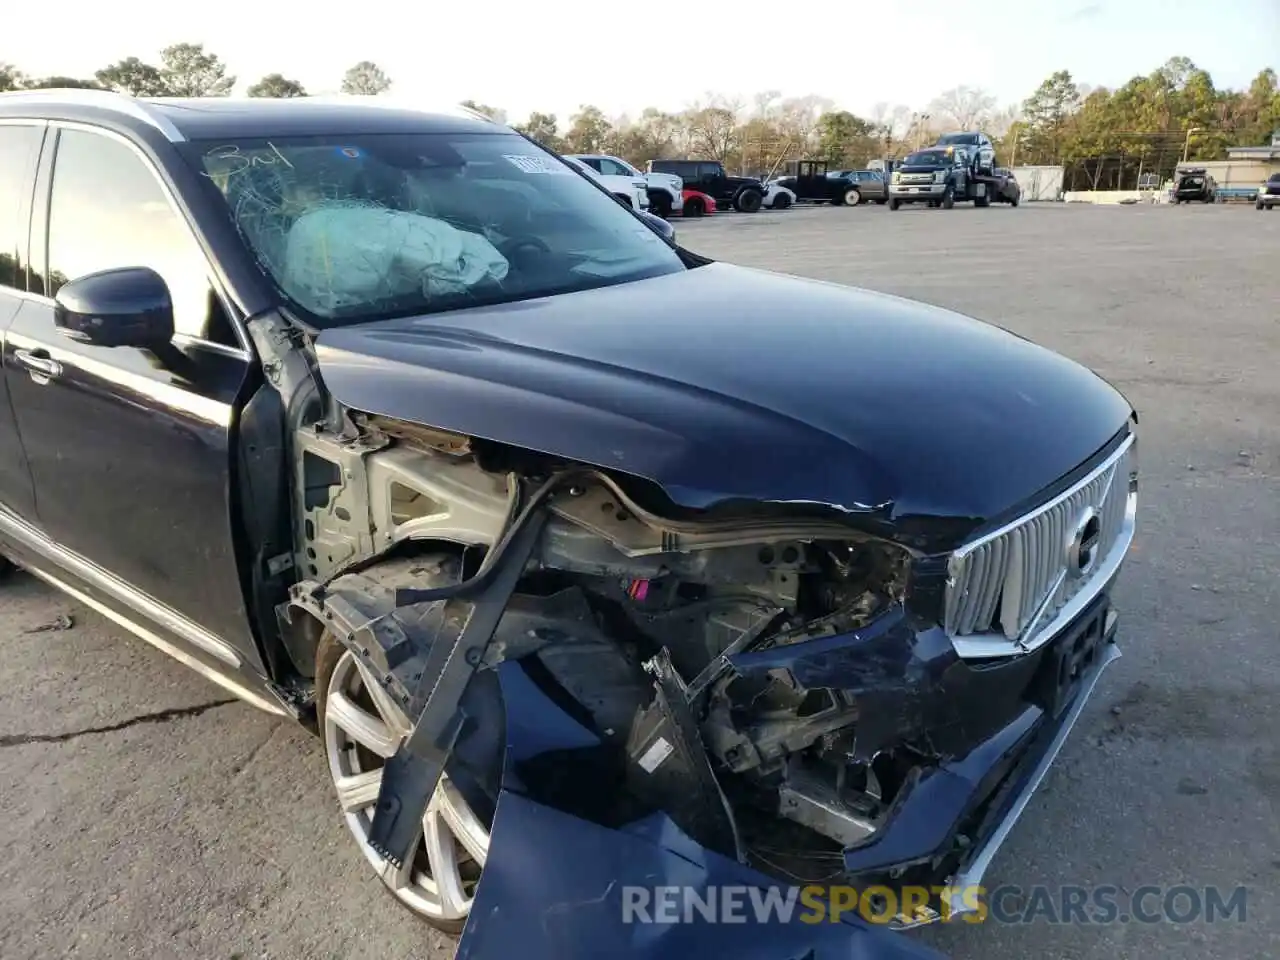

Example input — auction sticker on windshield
[503,154,572,175]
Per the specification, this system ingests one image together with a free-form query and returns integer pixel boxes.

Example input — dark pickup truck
[648,158,766,212]
[888,145,1001,209]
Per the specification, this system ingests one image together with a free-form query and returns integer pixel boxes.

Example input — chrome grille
[944,434,1136,656]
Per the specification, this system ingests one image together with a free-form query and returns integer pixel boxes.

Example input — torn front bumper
[456,660,946,960]
[454,600,1119,955]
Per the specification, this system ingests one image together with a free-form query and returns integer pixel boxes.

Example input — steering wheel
[498,235,551,259]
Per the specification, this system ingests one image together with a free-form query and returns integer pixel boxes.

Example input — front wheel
[1011,195,1019,207]
[941,184,955,209]
[843,188,861,206]
[734,189,763,213]
[316,557,498,935]
[771,193,792,209]
[684,197,706,217]
[889,198,901,210]
[648,191,672,218]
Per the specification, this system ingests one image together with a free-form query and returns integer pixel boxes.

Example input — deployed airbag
[282,204,509,312]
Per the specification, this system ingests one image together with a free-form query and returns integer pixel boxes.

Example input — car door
[698,162,726,198]
[0,121,45,523]
[4,123,266,674]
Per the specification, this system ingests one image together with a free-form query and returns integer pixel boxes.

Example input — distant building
[1220,132,1280,186]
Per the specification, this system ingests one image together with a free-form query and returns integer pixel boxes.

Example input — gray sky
[8,0,1278,122]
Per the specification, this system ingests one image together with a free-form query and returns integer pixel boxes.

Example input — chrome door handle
[14,348,63,383]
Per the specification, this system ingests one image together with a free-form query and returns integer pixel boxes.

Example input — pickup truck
[567,153,683,217]
[648,158,766,212]
[888,145,999,210]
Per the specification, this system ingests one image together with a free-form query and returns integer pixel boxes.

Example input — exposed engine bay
[289,406,926,883]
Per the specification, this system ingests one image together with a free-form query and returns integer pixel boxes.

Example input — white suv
[568,154,683,217]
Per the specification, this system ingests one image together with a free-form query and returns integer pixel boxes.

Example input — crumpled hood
[314,263,1131,549]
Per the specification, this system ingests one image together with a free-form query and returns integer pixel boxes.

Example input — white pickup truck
[568,154,684,217]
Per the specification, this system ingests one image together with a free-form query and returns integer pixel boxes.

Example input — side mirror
[54,267,175,349]
[637,209,677,245]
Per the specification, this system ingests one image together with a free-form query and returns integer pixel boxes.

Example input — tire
[1011,195,1019,208]
[647,191,672,218]
[974,185,990,208]
[684,197,705,217]
[612,193,633,208]
[842,188,861,206]
[1257,199,1264,210]
[315,555,501,936]
[941,184,955,209]
[771,193,792,210]
[875,198,887,204]
[734,189,763,213]
[0,556,14,579]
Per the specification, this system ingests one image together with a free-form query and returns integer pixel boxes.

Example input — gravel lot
[2,201,1277,960]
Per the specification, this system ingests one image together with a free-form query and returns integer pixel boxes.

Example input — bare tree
[684,100,742,162]
[775,94,833,153]
[751,89,782,120]
[928,85,997,129]
[986,104,1022,138]
[888,104,913,139]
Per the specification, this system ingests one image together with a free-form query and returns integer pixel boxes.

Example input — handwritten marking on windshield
[201,142,295,178]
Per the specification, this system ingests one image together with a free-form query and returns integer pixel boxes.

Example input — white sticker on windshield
[503,154,572,175]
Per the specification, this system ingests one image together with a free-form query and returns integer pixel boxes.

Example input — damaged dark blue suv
[0,91,1138,958]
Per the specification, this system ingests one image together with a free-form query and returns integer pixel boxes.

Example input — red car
[681,188,716,217]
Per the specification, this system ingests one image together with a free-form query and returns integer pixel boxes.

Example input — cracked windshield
[189,133,683,324]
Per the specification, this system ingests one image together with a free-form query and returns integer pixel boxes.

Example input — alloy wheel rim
[324,649,490,922]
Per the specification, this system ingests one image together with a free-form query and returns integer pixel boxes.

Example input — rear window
[936,133,978,145]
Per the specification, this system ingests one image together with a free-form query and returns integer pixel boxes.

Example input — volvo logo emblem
[1066,506,1102,579]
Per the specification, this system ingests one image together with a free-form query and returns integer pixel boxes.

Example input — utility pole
[1181,126,1201,164]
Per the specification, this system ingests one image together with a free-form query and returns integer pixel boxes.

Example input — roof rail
[305,93,499,124]
[0,88,185,142]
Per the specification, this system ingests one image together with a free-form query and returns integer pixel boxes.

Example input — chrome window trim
[0,90,185,142]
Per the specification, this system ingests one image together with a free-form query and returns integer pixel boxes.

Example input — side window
[698,163,722,181]
[0,125,43,293]
[47,129,237,346]
[598,158,630,177]
[578,157,604,173]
